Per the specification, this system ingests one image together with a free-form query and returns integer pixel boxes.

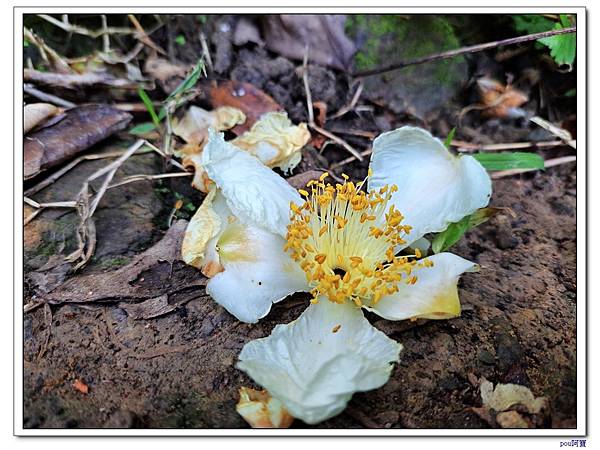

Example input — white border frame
[13,5,587,437]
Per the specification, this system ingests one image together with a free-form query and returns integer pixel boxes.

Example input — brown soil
[23,14,577,429]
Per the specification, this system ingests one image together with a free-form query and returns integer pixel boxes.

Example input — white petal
[203,129,303,236]
[368,126,492,246]
[206,220,309,323]
[365,253,478,321]
[237,300,402,424]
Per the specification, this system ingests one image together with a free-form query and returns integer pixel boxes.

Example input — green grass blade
[471,152,545,171]
[137,87,160,127]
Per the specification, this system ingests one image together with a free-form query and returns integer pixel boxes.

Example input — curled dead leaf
[236,387,294,428]
[173,105,246,145]
[480,377,548,414]
[203,80,283,134]
[475,77,528,119]
[24,103,62,134]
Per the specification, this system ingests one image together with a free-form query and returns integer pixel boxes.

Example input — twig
[38,14,136,39]
[24,198,77,225]
[107,172,192,190]
[199,32,214,73]
[330,148,373,170]
[353,26,577,78]
[310,124,364,162]
[302,47,315,125]
[329,80,364,120]
[453,139,576,152]
[530,116,575,148]
[301,47,363,162]
[24,69,140,90]
[66,140,146,270]
[128,14,168,56]
[24,83,76,108]
[491,155,576,179]
[101,15,110,53]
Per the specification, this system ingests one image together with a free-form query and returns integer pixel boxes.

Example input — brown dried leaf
[480,378,548,414]
[173,106,246,145]
[24,103,62,134]
[203,80,283,135]
[42,221,205,305]
[476,77,528,119]
[24,104,132,180]
[24,68,141,90]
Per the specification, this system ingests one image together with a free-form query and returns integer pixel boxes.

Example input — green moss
[98,256,130,269]
[346,15,461,85]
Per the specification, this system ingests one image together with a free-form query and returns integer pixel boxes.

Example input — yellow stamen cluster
[285,173,433,307]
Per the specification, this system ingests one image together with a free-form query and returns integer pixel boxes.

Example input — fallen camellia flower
[175,110,309,192]
[183,126,492,424]
[236,387,294,428]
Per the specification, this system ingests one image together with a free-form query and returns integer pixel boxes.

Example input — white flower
[183,126,492,424]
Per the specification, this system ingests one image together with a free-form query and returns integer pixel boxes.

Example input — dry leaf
[236,387,294,428]
[119,294,176,320]
[173,106,246,145]
[73,379,89,394]
[24,103,62,134]
[204,80,283,134]
[476,77,528,119]
[24,104,132,180]
[480,378,548,414]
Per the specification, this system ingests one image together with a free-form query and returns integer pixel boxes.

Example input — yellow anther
[299,189,309,197]
[319,225,328,237]
[414,248,422,258]
[341,173,349,180]
[319,172,329,182]
[315,253,327,264]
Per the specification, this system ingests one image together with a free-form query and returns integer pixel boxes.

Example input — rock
[346,15,468,120]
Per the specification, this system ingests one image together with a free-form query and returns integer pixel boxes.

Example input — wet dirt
[23,14,577,429]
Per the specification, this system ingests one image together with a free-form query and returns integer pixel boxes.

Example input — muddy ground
[23,14,577,429]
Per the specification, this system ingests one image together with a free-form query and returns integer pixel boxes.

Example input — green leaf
[538,15,576,66]
[432,207,508,253]
[444,127,456,149]
[175,34,186,46]
[137,87,160,127]
[431,215,470,254]
[166,58,205,102]
[129,122,156,135]
[472,152,545,171]
[24,39,30,48]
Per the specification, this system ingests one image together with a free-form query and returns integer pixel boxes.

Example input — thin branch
[107,172,192,190]
[330,148,373,170]
[453,139,576,152]
[24,83,76,108]
[301,47,363,162]
[38,14,136,38]
[329,80,364,120]
[491,156,576,179]
[353,26,577,78]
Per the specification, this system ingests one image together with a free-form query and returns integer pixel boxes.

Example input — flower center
[285,172,433,307]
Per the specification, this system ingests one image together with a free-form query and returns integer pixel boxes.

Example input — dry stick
[66,140,146,270]
[329,80,364,120]
[24,83,76,108]
[301,47,364,162]
[353,26,577,78]
[38,14,136,38]
[101,15,110,53]
[452,139,576,152]
[128,14,168,56]
[491,155,576,179]
[330,148,373,170]
[107,172,192,190]
[199,32,214,73]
